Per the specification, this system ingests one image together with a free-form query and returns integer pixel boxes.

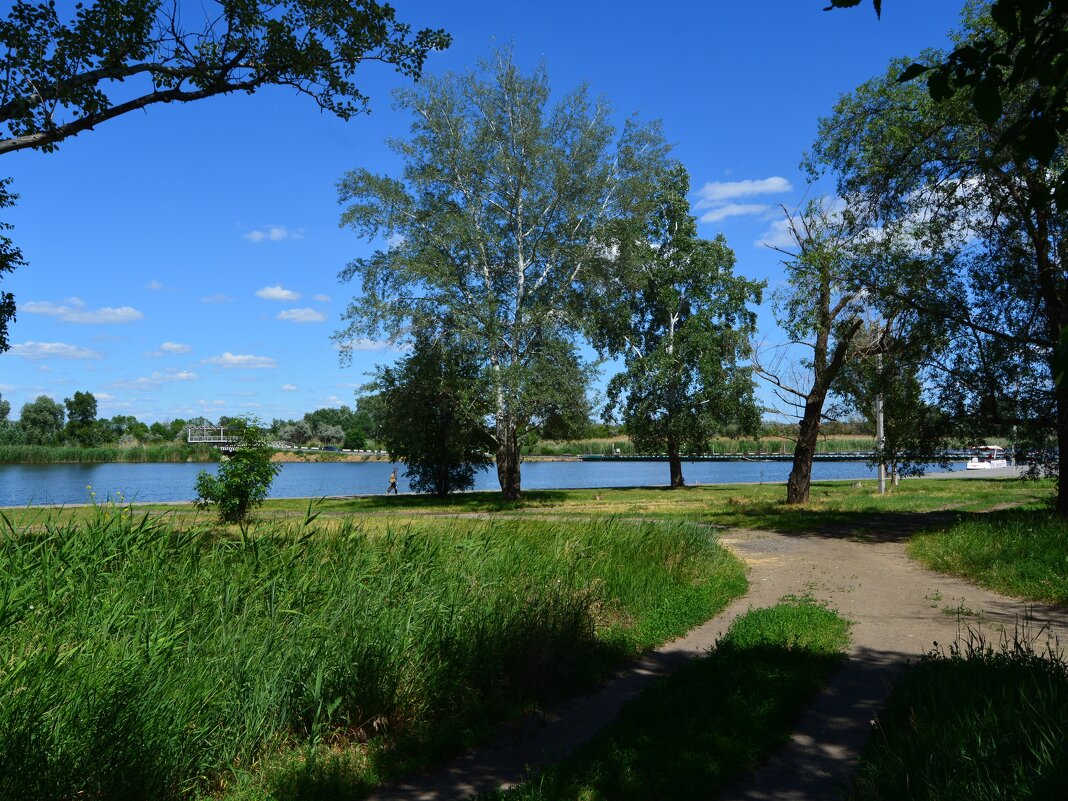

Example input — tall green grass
[488,598,851,801]
[0,443,219,464]
[0,504,745,800]
[852,629,1068,800]
[909,508,1068,604]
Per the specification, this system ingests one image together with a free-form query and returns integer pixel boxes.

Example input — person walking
[387,467,398,494]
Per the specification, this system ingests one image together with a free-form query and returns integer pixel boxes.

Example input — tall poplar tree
[593,164,762,488]
[335,50,669,499]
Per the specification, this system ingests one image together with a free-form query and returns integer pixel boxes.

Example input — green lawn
[909,506,1068,603]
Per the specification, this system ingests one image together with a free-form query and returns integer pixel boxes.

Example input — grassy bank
[5,476,1051,534]
[852,630,1068,800]
[522,435,877,457]
[488,599,851,801]
[0,504,745,800]
[909,507,1068,604]
[0,443,220,464]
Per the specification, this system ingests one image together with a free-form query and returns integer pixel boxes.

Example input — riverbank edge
[0,451,584,466]
[0,467,1025,511]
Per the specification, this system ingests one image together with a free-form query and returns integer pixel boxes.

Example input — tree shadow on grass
[326,489,572,514]
[255,605,639,801]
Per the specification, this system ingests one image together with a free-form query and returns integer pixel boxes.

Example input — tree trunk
[667,437,685,488]
[496,419,522,501]
[1056,380,1068,518]
[787,396,823,504]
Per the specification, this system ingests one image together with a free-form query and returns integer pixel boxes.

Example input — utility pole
[876,350,886,495]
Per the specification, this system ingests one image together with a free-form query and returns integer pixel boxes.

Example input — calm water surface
[0,459,960,507]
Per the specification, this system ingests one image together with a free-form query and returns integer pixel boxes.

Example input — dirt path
[369,511,1068,801]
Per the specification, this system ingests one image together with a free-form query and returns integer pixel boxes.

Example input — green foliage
[489,599,850,801]
[63,390,98,447]
[0,0,448,358]
[0,509,744,800]
[810,8,1067,510]
[0,391,9,422]
[375,333,494,496]
[899,1,1068,204]
[853,629,1068,800]
[594,164,762,486]
[194,419,280,523]
[909,508,1068,604]
[335,47,670,497]
[0,179,22,352]
[0,0,450,156]
[17,394,64,444]
[837,323,953,477]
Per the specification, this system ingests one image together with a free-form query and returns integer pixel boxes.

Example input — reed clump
[0,503,744,800]
[0,443,219,464]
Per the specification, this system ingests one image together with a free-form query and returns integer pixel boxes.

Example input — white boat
[966,445,1008,470]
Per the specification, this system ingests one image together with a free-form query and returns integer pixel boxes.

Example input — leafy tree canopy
[374,332,494,496]
[335,48,670,498]
[19,394,64,444]
[64,390,98,447]
[0,0,450,156]
[594,163,763,488]
[0,0,448,352]
[810,5,1068,512]
[829,0,1068,201]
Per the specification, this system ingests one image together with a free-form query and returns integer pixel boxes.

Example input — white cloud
[198,399,227,406]
[9,341,103,360]
[112,370,200,390]
[145,341,193,358]
[144,280,166,291]
[313,293,331,302]
[202,352,278,369]
[200,294,234,304]
[276,307,326,323]
[700,203,772,223]
[321,395,345,407]
[754,217,797,250]
[96,392,116,401]
[281,383,299,391]
[335,337,398,352]
[244,226,304,243]
[695,177,793,208]
[22,300,143,324]
[255,285,301,301]
[0,383,13,391]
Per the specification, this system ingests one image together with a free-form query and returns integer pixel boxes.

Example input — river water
[0,459,963,507]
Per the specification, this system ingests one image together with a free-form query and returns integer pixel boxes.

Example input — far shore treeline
[0,387,880,465]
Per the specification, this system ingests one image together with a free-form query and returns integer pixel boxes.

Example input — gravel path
[369,508,1068,801]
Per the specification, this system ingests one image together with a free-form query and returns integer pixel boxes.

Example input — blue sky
[0,0,965,425]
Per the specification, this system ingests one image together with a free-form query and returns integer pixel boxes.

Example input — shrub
[194,418,279,522]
